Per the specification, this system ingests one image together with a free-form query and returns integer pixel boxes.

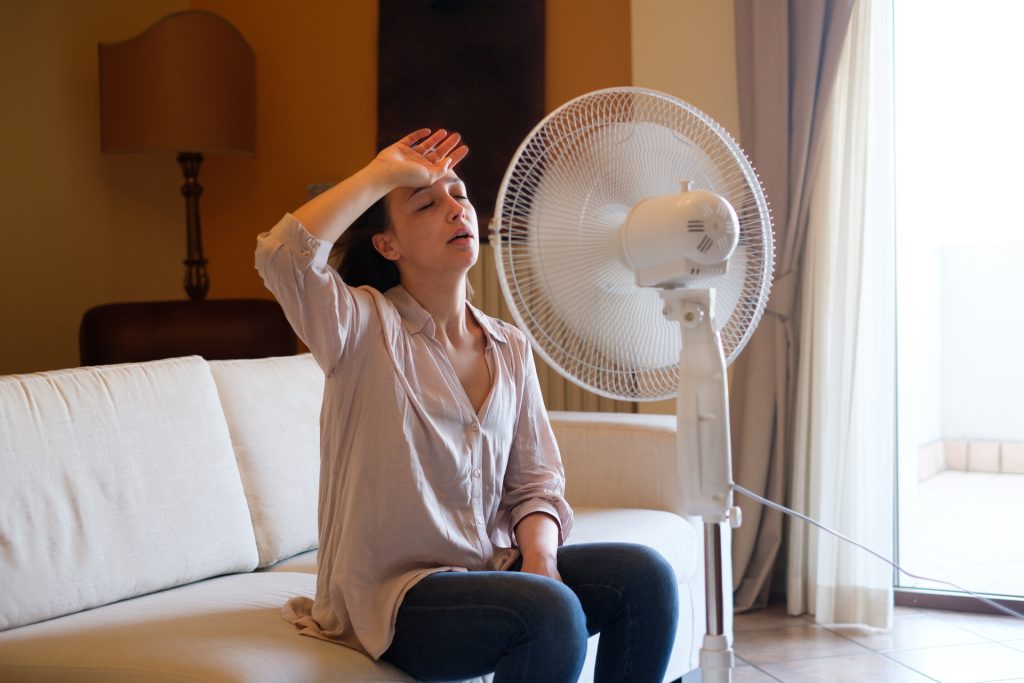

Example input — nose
[445,194,467,223]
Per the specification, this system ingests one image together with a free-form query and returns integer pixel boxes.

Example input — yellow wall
[0,0,736,381]
[190,0,634,303]
[631,0,739,139]
[0,0,188,375]
[631,0,738,414]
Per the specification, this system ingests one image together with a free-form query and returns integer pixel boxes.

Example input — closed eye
[416,201,434,212]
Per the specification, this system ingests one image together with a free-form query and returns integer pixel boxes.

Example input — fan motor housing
[622,184,740,288]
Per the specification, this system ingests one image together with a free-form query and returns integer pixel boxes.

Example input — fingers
[410,129,448,153]
[432,132,461,159]
[400,128,433,147]
[397,128,469,177]
[411,129,469,163]
[447,144,469,170]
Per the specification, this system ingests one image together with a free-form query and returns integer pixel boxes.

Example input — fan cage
[493,87,774,401]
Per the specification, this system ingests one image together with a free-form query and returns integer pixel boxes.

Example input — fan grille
[494,88,773,401]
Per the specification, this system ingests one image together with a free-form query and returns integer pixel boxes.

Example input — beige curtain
[730,0,856,612]
[788,0,895,627]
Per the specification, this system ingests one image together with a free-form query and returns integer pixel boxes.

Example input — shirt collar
[384,285,508,345]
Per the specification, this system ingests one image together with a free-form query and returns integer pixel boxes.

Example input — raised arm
[293,128,468,243]
[254,129,467,373]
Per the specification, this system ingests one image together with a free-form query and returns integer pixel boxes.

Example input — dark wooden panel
[378,0,545,239]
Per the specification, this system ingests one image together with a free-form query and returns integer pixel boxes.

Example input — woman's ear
[372,231,400,261]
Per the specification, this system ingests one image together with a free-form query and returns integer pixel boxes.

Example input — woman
[256,129,678,683]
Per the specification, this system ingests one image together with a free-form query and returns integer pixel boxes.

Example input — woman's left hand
[520,553,563,582]
[515,512,563,582]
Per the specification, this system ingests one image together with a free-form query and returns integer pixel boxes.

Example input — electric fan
[493,87,773,682]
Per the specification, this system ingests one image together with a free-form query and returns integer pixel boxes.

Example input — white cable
[731,483,1024,621]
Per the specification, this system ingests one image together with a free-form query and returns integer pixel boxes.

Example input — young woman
[256,129,679,683]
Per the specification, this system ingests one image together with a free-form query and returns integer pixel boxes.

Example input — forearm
[292,162,394,244]
[514,511,560,560]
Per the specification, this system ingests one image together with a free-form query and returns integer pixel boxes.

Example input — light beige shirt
[255,214,573,659]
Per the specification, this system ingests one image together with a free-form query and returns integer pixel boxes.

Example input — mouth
[447,229,474,245]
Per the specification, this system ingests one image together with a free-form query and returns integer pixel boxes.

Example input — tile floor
[901,471,1024,598]
[724,603,1024,682]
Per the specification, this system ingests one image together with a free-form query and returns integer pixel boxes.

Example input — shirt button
[472,468,481,478]
[300,250,311,258]
[471,421,479,431]
[476,517,484,525]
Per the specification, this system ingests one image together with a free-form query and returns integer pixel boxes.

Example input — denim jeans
[380,542,679,683]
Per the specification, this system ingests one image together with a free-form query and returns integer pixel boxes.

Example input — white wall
[894,0,1024,447]
[940,245,1024,441]
[897,244,944,448]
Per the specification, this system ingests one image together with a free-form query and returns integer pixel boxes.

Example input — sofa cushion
[0,357,258,631]
[209,354,324,567]
[0,572,492,683]
[549,411,685,515]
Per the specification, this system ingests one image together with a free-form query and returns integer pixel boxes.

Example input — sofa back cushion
[209,354,324,567]
[0,356,258,631]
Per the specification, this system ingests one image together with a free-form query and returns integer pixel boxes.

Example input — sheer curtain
[730,0,855,612]
[787,0,896,628]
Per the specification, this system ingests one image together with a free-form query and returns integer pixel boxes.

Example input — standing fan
[493,87,773,682]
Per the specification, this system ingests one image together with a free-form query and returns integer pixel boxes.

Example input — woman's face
[373,173,479,278]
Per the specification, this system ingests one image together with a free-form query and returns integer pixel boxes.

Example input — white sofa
[0,354,703,682]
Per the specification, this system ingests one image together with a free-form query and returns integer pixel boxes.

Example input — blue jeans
[380,543,679,683]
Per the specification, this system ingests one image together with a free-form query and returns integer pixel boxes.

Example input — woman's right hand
[290,129,468,245]
[369,129,469,190]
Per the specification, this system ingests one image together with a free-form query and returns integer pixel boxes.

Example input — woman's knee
[562,543,679,609]
[626,544,676,588]
[518,576,588,637]
[488,575,588,681]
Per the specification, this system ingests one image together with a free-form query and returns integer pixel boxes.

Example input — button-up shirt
[255,214,573,658]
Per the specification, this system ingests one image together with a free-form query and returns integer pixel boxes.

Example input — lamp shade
[99,10,255,155]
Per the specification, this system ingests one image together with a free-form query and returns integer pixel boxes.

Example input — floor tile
[759,653,935,682]
[1004,639,1024,654]
[933,611,1024,642]
[734,624,868,664]
[902,472,1024,598]
[735,604,813,632]
[828,613,986,651]
[732,667,781,682]
[896,606,926,617]
[884,641,1024,683]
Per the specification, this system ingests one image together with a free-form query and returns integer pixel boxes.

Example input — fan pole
[701,521,734,682]
[661,288,738,683]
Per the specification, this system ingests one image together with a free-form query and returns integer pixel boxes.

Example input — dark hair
[328,191,475,299]
[329,196,400,292]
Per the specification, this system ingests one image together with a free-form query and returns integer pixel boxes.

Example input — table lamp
[99,9,256,300]
[83,11,295,366]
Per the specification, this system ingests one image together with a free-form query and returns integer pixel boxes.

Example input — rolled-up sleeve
[254,213,372,375]
[501,345,574,545]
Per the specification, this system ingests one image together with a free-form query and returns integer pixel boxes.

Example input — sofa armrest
[549,410,685,516]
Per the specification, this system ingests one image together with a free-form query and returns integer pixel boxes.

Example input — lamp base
[178,152,210,301]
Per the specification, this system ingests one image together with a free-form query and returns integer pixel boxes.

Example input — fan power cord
[731,483,1024,621]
